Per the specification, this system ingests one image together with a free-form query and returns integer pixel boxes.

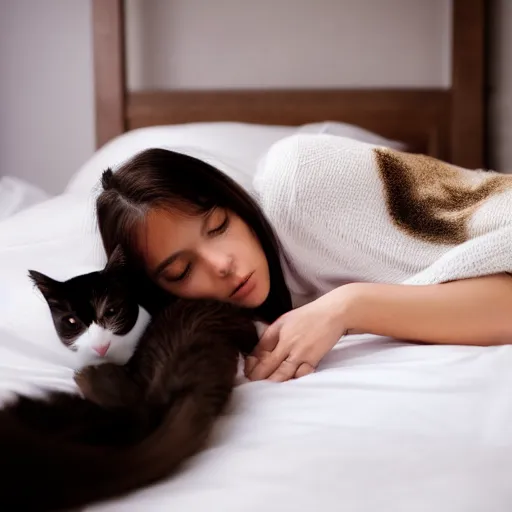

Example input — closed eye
[164,263,192,283]
[208,212,229,236]
[160,210,229,284]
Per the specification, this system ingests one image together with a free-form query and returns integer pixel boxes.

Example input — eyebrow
[151,209,215,278]
[152,253,182,279]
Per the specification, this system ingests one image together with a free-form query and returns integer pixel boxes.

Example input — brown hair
[95,148,292,323]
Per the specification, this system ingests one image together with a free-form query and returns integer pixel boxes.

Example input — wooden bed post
[451,0,486,169]
[92,0,126,149]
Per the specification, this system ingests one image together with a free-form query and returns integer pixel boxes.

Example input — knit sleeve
[254,133,376,239]
[253,133,512,292]
[252,133,407,289]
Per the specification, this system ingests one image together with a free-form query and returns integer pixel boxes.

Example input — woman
[96,133,512,383]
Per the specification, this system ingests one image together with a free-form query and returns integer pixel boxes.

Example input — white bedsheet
[88,336,512,512]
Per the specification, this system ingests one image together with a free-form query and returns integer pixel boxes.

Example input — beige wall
[0,0,95,195]
[0,0,509,194]
[125,0,451,90]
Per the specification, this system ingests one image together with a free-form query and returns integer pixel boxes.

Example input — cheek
[228,222,261,258]
[236,231,266,265]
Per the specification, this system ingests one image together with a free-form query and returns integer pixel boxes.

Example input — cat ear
[28,270,62,301]
[103,244,127,275]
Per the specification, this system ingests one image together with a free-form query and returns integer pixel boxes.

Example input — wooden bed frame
[92,0,487,169]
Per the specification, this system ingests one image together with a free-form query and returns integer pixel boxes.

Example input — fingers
[295,362,316,379]
[268,358,300,382]
[252,321,281,357]
[244,320,283,378]
[244,315,317,383]
[248,347,289,381]
[249,355,316,383]
[244,355,259,376]
[268,360,316,382]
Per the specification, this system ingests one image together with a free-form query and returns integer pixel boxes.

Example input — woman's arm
[246,273,512,382]
[342,273,512,346]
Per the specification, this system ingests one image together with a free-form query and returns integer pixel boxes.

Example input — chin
[244,286,270,309]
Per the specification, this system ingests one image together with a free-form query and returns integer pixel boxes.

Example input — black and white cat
[29,260,151,368]
[0,247,258,511]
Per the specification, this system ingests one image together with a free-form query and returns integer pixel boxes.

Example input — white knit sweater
[253,134,512,307]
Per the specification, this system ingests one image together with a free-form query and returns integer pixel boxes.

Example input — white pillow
[65,121,405,197]
[65,122,296,196]
[0,176,50,221]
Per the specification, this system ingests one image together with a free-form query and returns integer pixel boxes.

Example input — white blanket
[87,335,512,512]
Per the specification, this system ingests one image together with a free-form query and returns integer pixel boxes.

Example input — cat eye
[61,315,81,331]
[104,307,117,318]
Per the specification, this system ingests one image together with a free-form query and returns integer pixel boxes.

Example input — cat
[0,246,259,511]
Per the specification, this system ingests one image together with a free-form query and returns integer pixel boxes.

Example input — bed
[3,1,512,511]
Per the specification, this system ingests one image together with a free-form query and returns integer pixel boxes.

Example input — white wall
[125,0,451,90]
[0,0,510,195]
[0,0,94,195]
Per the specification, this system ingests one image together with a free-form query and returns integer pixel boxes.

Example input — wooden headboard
[92,0,487,169]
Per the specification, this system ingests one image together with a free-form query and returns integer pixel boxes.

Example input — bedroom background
[4,4,512,510]
[0,0,510,197]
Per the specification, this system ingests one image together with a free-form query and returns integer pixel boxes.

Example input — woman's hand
[246,274,512,383]
[245,287,354,382]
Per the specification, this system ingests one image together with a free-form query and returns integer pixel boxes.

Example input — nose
[203,250,234,278]
[93,342,111,357]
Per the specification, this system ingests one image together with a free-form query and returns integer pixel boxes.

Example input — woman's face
[138,206,271,308]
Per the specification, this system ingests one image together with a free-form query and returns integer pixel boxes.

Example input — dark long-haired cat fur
[0,246,258,511]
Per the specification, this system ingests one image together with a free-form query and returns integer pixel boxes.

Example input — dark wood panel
[127,89,451,160]
[92,0,126,149]
[451,0,486,168]
[90,0,487,169]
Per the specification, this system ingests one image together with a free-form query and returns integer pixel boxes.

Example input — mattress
[1,122,511,511]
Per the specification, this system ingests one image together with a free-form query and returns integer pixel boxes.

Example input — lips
[230,272,254,299]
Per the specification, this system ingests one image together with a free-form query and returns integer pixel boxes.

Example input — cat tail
[114,388,219,491]
[0,387,225,511]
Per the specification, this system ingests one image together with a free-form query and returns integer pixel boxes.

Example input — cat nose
[93,342,111,357]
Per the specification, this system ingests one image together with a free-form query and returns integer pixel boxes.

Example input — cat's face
[28,253,150,368]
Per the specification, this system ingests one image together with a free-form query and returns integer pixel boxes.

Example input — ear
[103,244,127,276]
[28,270,62,302]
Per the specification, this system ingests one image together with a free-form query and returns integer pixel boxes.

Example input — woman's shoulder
[253,133,381,222]
[255,133,378,188]
[256,132,374,176]
[252,134,388,294]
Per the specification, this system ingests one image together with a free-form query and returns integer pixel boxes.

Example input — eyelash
[166,264,191,283]
[208,213,229,236]
[165,212,229,283]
